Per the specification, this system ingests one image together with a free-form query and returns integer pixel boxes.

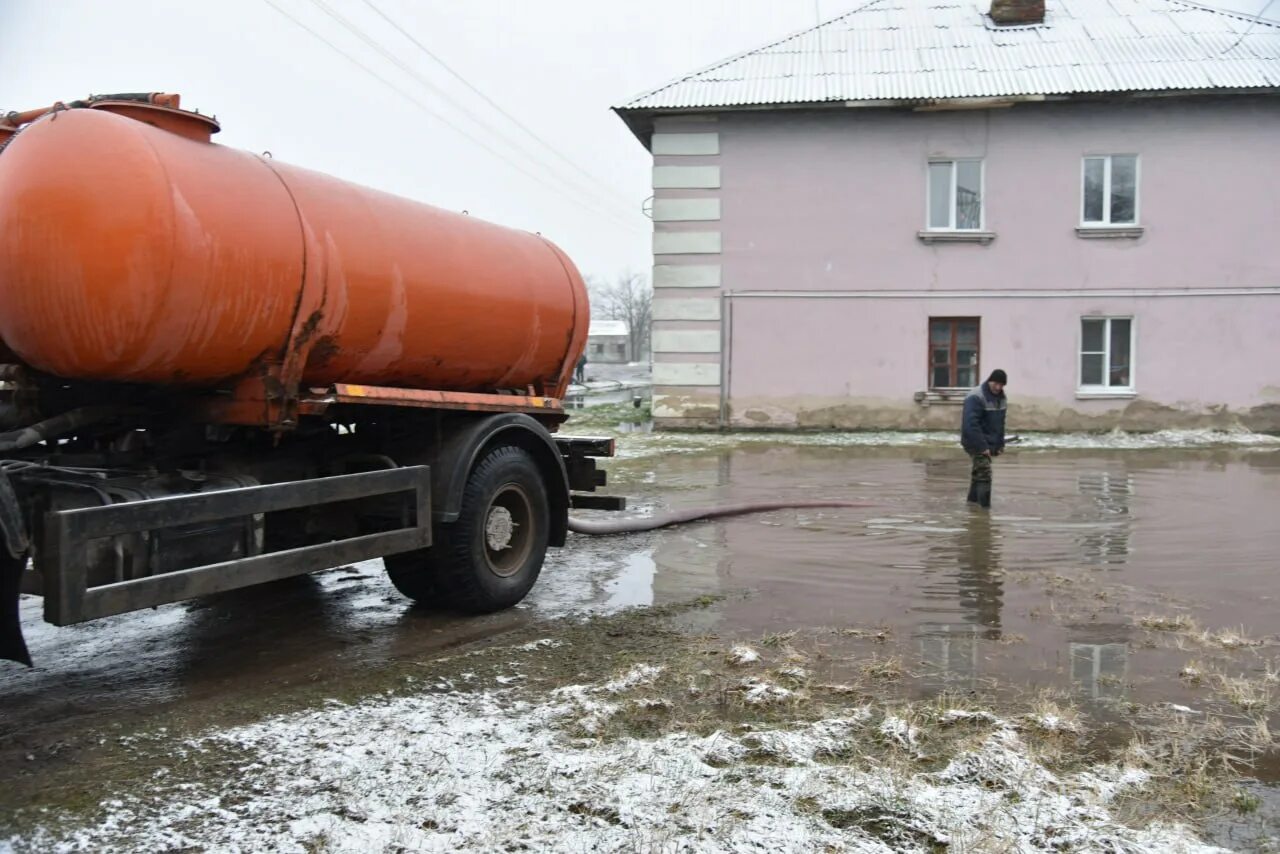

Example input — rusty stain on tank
[307,336,341,371]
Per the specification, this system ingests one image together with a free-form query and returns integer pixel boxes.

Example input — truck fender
[428,413,570,548]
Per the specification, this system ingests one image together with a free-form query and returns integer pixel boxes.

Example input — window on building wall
[1082,155,1138,226]
[1079,317,1133,391]
[929,318,980,389]
[927,160,983,231]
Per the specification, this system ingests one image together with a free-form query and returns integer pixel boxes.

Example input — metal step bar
[41,466,431,626]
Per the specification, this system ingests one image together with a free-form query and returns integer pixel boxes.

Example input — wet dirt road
[3,440,1279,766]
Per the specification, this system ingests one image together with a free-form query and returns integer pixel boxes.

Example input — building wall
[648,97,1280,431]
[587,333,630,364]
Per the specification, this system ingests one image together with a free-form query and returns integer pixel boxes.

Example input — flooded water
[593,444,1280,711]
[3,440,1279,774]
[563,388,648,409]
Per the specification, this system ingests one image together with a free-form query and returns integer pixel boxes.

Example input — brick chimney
[990,0,1045,24]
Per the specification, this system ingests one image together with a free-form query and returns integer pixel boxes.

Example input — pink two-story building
[615,0,1280,431]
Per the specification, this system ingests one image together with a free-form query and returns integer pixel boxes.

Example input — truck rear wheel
[386,445,549,612]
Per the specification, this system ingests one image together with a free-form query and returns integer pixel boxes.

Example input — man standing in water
[961,369,1008,508]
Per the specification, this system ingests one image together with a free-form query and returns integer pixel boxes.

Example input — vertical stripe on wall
[651,121,722,424]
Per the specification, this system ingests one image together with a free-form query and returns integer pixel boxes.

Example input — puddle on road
[566,444,1280,723]
[613,420,653,433]
[3,442,1279,775]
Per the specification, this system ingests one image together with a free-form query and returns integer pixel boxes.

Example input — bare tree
[587,270,651,361]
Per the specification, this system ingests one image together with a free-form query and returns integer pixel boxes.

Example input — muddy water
[598,445,1280,709]
[2,443,1278,766]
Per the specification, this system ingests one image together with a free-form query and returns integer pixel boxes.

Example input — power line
[309,0,643,226]
[360,0,640,214]
[814,0,828,101]
[305,0,645,228]
[261,0,646,236]
[1221,0,1278,53]
[298,0,644,232]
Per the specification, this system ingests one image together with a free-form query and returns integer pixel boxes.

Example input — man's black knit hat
[987,369,1008,385]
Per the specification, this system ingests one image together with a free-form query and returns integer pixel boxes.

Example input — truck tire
[384,551,442,603]
[386,445,549,612]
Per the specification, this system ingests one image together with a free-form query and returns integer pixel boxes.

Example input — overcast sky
[2,0,1272,282]
[2,0,843,281]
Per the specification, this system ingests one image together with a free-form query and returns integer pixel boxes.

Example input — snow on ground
[11,670,1229,853]
[612,427,1280,459]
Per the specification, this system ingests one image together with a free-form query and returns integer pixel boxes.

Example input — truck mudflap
[0,469,31,665]
[1,551,29,666]
[1,466,432,666]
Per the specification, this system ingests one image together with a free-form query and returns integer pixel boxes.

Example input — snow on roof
[616,0,1280,112]
[589,319,629,337]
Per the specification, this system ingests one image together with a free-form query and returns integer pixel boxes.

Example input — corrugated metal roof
[617,0,1280,110]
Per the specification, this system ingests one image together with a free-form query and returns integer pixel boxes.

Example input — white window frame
[926,158,985,232]
[1077,315,1136,397]
[1080,155,1140,227]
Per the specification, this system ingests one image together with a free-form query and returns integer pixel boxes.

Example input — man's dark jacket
[961,383,1007,454]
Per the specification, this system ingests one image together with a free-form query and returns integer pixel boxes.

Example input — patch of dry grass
[759,630,798,648]
[1024,695,1084,736]
[860,655,906,682]
[1134,612,1269,656]
[726,645,761,666]
[1213,673,1274,713]
[772,665,811,686]
[1139,613,1196,632]
[1196,626,1264,651]
[832,625,892,643]
[1112,701,1277,828]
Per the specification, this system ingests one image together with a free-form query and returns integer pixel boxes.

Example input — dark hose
[568,500,869,535]
[0,406,138,453]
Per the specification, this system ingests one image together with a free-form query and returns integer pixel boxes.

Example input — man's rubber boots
[975,483,992,509]
[967,481,979,504]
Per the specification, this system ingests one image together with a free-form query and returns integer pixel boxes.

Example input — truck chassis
[0,372,621,666]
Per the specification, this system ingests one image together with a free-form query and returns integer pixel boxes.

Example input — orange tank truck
[0,94,621,666]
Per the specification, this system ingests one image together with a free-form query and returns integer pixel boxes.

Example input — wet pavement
[3,440,1279,773]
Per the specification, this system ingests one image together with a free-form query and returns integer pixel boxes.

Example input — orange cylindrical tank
[0,106,588,398]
